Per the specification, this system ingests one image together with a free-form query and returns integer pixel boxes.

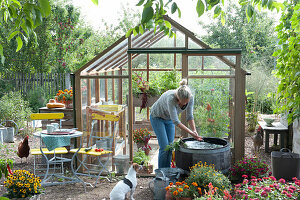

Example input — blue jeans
[150,115,175,168]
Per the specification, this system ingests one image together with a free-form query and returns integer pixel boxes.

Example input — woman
[150,79,202,168]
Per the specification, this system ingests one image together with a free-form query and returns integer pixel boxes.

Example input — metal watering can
[149,169,170,200]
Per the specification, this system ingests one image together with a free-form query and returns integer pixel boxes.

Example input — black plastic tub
[175,137,231,174]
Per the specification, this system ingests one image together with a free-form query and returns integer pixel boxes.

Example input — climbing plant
[273,1,300,124]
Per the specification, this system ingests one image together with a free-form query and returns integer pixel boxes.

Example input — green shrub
[25,87,47,113]
[133,149,150,166]
[0,91,32,130]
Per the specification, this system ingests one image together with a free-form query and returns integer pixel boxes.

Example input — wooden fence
[0,73,71,97]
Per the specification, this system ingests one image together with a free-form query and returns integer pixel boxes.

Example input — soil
[0,119,275,200]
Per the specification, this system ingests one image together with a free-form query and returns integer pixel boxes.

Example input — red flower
[206,103,212,111]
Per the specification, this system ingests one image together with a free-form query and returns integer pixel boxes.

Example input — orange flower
[173,190,178,196]
[192,182,198,187]
[165,186,170,191]
[176,182,182,186]
[184,185,189,189]
[178,188,183,192]
[198,187,202,195]
[169,182,173,186]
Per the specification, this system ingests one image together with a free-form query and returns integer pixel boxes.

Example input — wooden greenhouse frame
[73,15,246,163]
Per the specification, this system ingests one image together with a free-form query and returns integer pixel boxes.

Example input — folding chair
[30,113,68,176]
[70,112,120,186]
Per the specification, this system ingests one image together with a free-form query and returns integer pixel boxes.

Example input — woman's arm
[177,122,202,141]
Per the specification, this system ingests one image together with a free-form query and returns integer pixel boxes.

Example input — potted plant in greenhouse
[132,70,180,111]
[133,128,152,152]
[133,149,153,174]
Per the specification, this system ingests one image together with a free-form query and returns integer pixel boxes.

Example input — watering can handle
[148,179,154,193]
[280,148,291,153]
[0,120,18,134]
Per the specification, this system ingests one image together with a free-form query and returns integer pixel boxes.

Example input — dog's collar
[123,177,133,189]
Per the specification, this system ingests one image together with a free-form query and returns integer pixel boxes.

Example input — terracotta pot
[165,190,174,200]
[65,100,73,109]
[144,148,150,156]
[175,197,192,200]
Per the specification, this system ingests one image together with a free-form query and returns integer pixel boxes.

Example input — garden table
[258,121,289,153]
[33,129,87,189]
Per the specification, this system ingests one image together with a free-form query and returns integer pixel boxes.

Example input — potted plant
[132,70,180,111]
[3,169,43,199]
[133,149,153,174]
[185,161,232,198]
[55,88,73,108]
[165,181,194,200]
[133,128,152,151]
[228,157,270,183]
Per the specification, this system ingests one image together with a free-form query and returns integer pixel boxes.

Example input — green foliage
[185,161,232,198]
[201,3,277,70]
[0,91,32,129]
[0,143,14,179]
[133,0,283,38]
[0,0,51,64]
[191,77,230,138]
[25,87,47,113]
[273,1,300,124]
[133,149,150,166]
[132,70,180,97]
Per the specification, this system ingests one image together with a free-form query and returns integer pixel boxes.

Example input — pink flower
[248,186,252,190]
[243,179,249,185]
[281,190,288,194]
[292,177,298,181]
[279,178,286,184]
[269,176,276,181]
[242,175,248,179]
[235,184,241,188]
[288,188,294,193]
[251,182,257,186]
[289,185,296,191]
[264,187,271,192]
[210,88,215,91]
[261,191,268,197]
[286,193,292,198]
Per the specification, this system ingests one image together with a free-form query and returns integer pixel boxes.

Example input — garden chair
[30,113,68,176]
[70,111,120,187]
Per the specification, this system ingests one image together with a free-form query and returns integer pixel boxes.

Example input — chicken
[253,126,263,156]
[17,136,30,163]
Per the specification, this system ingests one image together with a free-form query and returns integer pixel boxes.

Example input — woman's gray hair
[176,79,192,100]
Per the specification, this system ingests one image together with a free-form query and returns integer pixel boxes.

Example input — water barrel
[175,137,231,174]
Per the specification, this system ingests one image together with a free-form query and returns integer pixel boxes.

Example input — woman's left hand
[192,131,203,141]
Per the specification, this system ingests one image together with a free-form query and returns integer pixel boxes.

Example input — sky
[71,0,210,35]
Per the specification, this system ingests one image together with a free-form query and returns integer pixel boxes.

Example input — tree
[0,0,51,64]
[200,3,277,70]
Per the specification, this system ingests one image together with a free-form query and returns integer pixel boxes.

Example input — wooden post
[128,36,134,161]
[181,54,188,137]
[233,54,245,162]
[147,54,150,120]
[112,71,115,103]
